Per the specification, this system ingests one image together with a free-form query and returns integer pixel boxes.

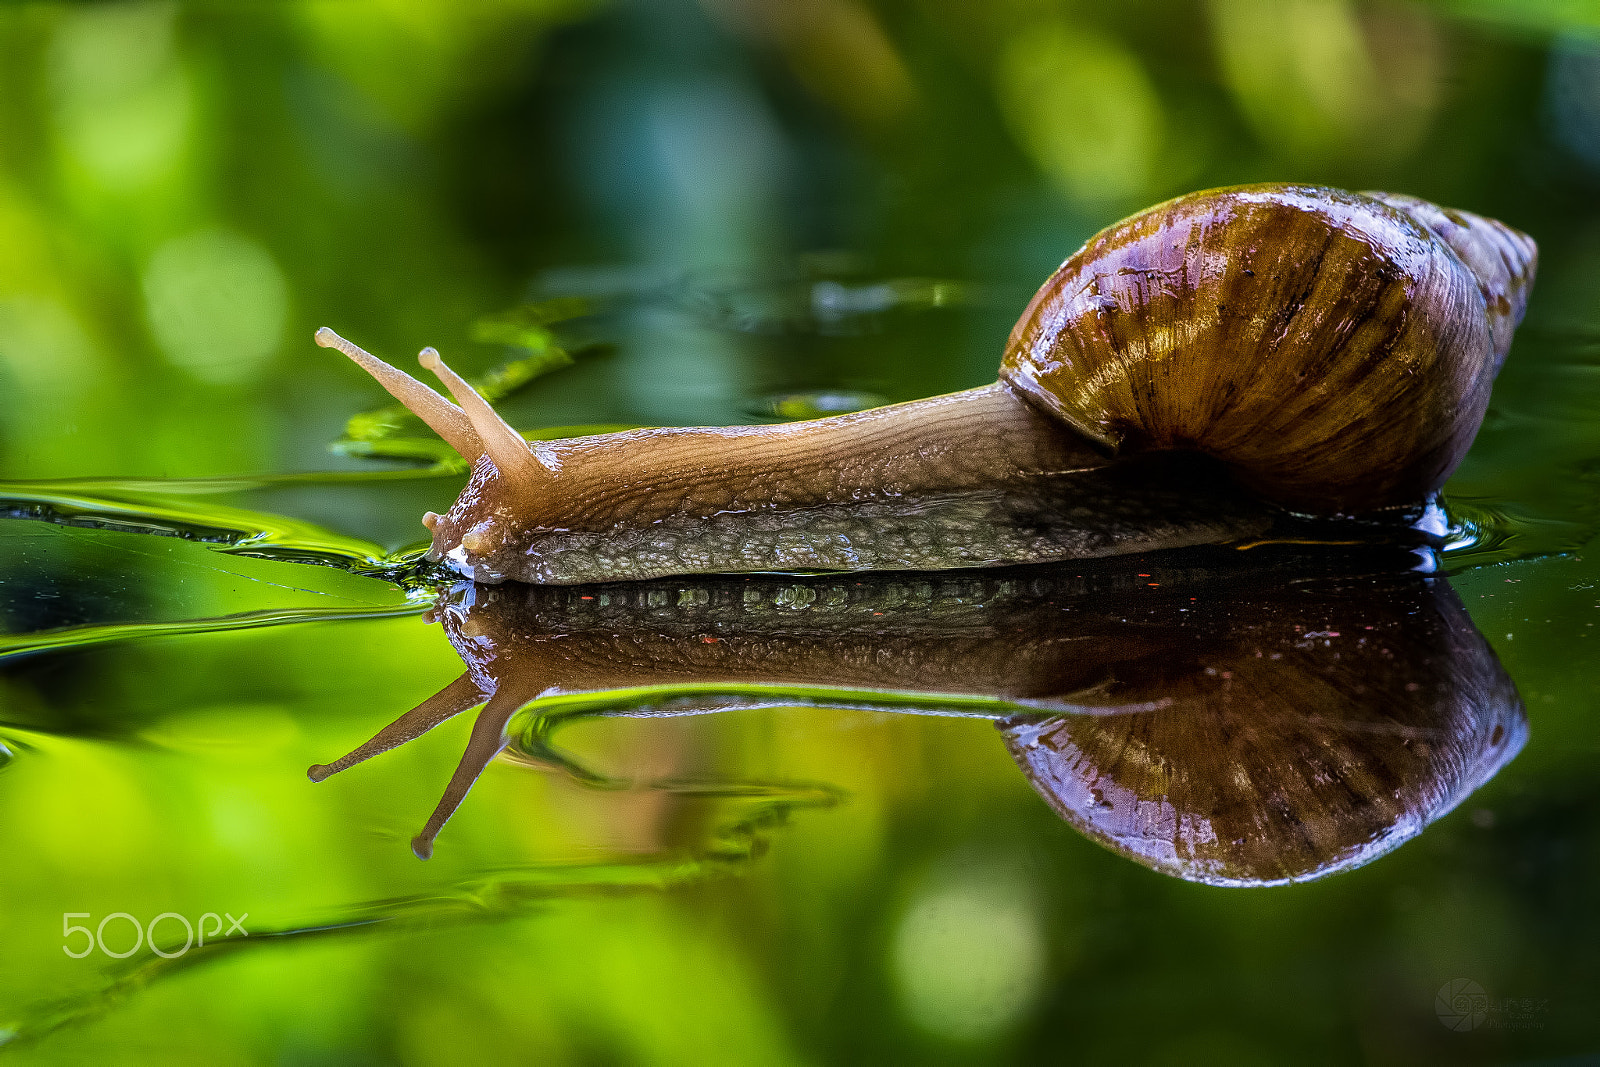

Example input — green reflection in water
[0,604,425,661]
[1,479,407,569]
[0,768,840,1051]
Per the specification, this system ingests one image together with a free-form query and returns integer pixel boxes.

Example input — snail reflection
[311,543,1525,885]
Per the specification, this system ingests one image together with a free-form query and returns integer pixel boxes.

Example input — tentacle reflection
[311,543,1525,884]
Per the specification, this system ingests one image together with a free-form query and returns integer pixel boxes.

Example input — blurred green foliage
[2,0,1600,1063]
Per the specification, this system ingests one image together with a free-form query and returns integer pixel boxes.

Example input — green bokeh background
[1,0,1599,1062]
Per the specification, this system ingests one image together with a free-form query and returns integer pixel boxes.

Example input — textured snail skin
[308,544,1525,877]
[320,183,1535,585]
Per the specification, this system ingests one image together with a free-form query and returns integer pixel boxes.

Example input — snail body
[318,183,1535,585]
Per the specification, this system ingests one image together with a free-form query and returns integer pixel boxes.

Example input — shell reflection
[311,544,1525,884]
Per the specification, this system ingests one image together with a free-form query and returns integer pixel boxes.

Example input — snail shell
[1002,184,1537,514]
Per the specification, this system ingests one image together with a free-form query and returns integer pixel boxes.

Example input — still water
[2,1,1600,1063]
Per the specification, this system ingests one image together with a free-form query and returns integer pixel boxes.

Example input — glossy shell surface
[1001,184,1537,514]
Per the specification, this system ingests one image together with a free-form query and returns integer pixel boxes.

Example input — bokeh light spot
[0,296,96,398]
[143,229,289,384]
[995,23,1164,206]
[891,873,1046,1042]
[48,1,192,188]
[1209,0,1440,164]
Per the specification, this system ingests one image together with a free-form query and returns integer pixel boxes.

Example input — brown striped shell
[1000,184,1537,515]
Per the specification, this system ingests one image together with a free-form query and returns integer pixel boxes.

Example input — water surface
[3,2,1600,1062]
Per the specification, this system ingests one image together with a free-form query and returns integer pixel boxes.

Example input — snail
[316,183,1536,585]
[309,542,1525,879]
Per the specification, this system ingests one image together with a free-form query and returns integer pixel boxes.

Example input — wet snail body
[319,184,1536,585]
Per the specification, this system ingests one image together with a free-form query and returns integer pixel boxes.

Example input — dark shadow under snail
[314,183,1536,585]
[310,543,1525,886]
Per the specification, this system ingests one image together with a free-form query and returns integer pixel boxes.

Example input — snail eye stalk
[315,327,483,462]
[418,346,545,488]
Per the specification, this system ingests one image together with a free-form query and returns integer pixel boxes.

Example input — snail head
[315,328,548,581]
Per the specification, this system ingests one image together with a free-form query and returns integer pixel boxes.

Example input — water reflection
[313,544,1525,885]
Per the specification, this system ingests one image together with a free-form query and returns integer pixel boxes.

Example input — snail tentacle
[411,684,526,860]
[316,327,483,460]
[307,671,487,783]
[418,346,547,487]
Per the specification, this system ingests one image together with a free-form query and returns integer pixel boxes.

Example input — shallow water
[2,306,1597,1060]
[4,3,1600,1063]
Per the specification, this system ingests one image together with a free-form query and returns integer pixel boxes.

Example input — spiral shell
[1000,184,1537,515]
